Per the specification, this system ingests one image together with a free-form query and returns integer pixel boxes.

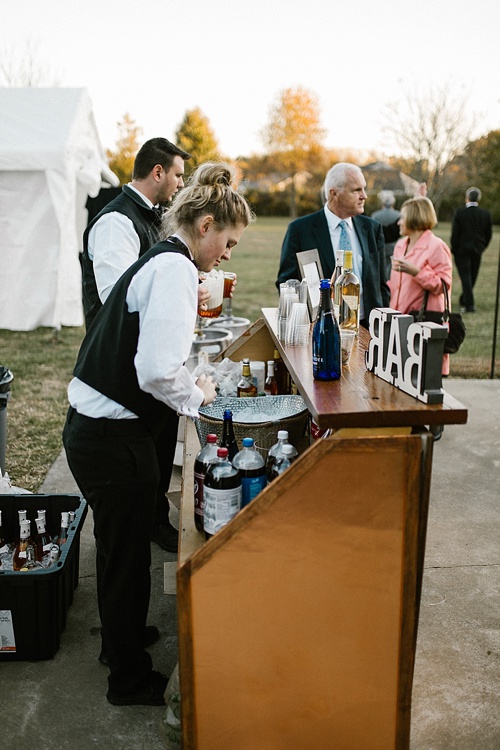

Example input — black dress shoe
[106,670,169,706]
[151,521,179,553]
[98,625,160,666]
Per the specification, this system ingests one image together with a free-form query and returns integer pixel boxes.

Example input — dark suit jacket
[276,209,390,319]
[451,205,492,256]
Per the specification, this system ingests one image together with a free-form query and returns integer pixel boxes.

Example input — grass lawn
[1,216,498,491]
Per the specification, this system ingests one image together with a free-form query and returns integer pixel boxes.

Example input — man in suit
[371,190,401,279]
[277,162,389,327]
[451,187,493,313]
[81,137,191,563]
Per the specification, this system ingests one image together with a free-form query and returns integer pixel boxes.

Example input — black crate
[0,493,88,660]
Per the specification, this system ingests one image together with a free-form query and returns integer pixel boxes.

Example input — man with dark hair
[451,186,492,313]
[277,162,389,327]
[80,137,191,568]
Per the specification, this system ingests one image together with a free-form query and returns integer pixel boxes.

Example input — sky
[2,0,500,160]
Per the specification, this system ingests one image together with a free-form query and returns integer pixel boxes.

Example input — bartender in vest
[82,137,196,555]
[64,162,254,706]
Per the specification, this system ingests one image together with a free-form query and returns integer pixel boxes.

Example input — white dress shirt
[323,205,364,319]
[87,184,155,303]
[68,251,204,419]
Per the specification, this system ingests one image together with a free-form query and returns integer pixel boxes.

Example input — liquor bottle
[193,433,219,532]
[269,444,296,481]
[12,519,31,571]
[335,250,360,333]
[312,279,341,381]
[266,430,298,481]
[330,250,344,320]
[57,511,70,546]
[232,437,267,507]
[203,447,242,539]
[264,360,278,396]
[221,409,239,461]
[273,348,289,395]
[237,358,257,398]
[33,515,52,562]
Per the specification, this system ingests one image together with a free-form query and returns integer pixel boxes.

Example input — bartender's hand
[196,373,218,406]
[197,286,211,312]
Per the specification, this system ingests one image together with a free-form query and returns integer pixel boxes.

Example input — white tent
[0,87,119,330]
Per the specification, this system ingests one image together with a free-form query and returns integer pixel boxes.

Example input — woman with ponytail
[63,162,254,707]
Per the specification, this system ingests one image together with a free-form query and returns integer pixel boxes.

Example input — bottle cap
[217,447,229,458]
[242,437,254,447]
[277,430,289,440]
[207,434,218,443]
[283,444,295,455]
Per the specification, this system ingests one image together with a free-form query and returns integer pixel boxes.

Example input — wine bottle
[203,447,242,539]
[19,543,43,571]
[264,360,278,396]
[312,279,341,381]
[221,409,239,461]
[266,430,298,481]
[330,250,344,320]
[237,358,257,398]
[12,519,31,571]
[33,515,52,562]
[273,348,289,395]
[57,512,70,547]
[336,250,360,333]
[193,433,219,532]
[232,437,267,507]
[269,444,296,481]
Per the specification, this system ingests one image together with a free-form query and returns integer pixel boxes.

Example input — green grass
[1,216,498,491]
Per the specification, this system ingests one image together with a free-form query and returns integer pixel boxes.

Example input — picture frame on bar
[297,249,324,321]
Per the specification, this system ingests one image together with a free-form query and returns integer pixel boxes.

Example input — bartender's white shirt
[68,252,204,419]
[324,205,364,319]
[87,184,155,303]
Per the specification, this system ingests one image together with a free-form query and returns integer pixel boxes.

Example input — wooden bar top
[262,308,468,429]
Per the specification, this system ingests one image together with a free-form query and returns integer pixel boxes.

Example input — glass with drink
[198,270,224,319]
[223,272,237,318]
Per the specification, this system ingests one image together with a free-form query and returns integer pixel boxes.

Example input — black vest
[81,185,162,329]
[74,240,193,437]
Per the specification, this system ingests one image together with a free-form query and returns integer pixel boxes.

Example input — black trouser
[454,251,482,309]
[63,407,162,693]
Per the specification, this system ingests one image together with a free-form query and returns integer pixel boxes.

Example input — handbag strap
[416,279,450,322]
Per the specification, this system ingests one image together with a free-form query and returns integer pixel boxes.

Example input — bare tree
[382,83,478,210]
[0,39,61,87]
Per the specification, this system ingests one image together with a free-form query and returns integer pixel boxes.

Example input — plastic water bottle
[269,444,296,481]
[232,437,267,506]
[203,447,242,539]
[266,430,298,481]
[193,433,219,532]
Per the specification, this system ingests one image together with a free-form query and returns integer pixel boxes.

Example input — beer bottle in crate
[193,433,219,532]
[203,447,242,539]
[232,437,267,507]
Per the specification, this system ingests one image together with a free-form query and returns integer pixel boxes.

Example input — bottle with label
[12,519,32,571]
[266,430,298,481]
[269,444,296,481]
[203,447,242,539]
[57,511,70,547]
[273,348,289,395]
[193,433,219,532]
[33,515,52,562]
[237,358,257,398]
[264,360,278,396]
[335,250,360,333]
[221,409,239,461]
[330,250,344,320]
[232,437,267,507]
[312,279,341,381]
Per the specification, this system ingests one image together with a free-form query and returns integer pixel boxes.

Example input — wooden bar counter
[175,310,468,750]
